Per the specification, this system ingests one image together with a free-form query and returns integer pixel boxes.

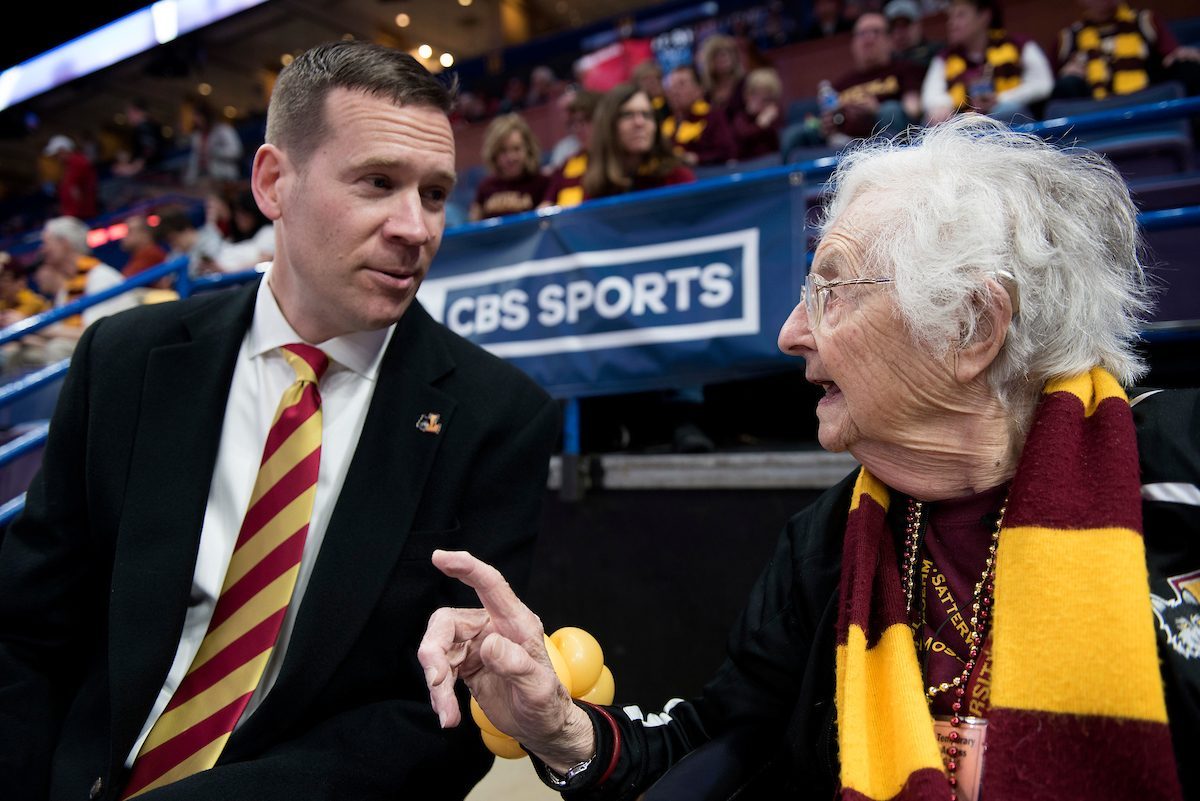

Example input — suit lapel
[227,303,458,752]
[107,281,259,765]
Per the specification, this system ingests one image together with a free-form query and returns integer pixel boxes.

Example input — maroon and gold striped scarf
[1071,4,1151,99]
[834,368,1182,800]
[943,30,1024,111]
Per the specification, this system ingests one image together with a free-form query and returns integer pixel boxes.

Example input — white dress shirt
[126,270,394,765]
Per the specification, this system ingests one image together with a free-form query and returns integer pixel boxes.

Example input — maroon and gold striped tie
[122,344,329,798]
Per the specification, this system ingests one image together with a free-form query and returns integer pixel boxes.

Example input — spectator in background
[499,76,529,113]
[470,114,549,221]
[580,83,695,201]
[43,135,98,220]
[806,0,853,39]
[119,214,167,278]
[184,102,243,186]
[843,0,885,22]
[823,12,922,145]
[729,67,785,160]
[526,65,564,107]
[39,217,133,325]
[124,98,167,174]
[155,206,222,277]
[4,217,136,370]
[211,190,276,272]
[885,0,942,68]
[452,91,492,124]
[0,252,49,328]
[697,34,747,114]
[1054,0,1200,100]
[631,59,669,123]
[923,0,1053,125]
[663,64,738,166]
[544,90,602,207]
[548,88,602,170]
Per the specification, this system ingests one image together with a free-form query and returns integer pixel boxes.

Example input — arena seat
[1042,82,1194,178]
[1168,15,1200,47]
[1127,170,1200,212]
[693,153,783,181]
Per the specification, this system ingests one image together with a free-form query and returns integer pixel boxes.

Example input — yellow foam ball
[551,627,604,697]
[577,664,615,705]
[481,729,527,759]
[470,696,504,737]
[543,634,573,696]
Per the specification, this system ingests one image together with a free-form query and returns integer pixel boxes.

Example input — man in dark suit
[0,41,557,801]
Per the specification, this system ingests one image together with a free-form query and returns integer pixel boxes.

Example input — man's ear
[251,144,287,221]
[954,275,1014,385]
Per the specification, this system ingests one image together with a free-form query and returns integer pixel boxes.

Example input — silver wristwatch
[545,756,594,787]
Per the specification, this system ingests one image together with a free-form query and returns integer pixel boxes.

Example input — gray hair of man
[43,216,92,254]
[818,114,1151,421]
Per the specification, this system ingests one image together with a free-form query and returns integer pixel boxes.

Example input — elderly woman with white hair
[417,116,1199,801]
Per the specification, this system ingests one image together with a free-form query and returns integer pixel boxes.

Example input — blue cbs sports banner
[419,168,809,398]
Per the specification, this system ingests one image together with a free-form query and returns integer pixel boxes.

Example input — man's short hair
[154,208,197,241]
[43,216,90,254]
[631,59,663,82]
[566,89,602,119]
[266,40,455,167]
[668,64,701,85]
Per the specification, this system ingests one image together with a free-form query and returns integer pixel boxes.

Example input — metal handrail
[0,256,188,347]
[0,422,50,469]
[0,493,25,527]
[1016,96,1200,138]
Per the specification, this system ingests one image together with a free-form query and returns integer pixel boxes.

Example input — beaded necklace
[900,496,1007,799]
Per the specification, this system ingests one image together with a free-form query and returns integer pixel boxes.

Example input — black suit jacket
[0,279,558,801]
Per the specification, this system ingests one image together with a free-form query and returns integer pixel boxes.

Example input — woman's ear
[954,275,1014,384]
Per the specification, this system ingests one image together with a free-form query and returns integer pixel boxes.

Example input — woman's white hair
[821,115,1151,414]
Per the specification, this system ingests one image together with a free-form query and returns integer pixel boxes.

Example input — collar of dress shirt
[248,268,394,381]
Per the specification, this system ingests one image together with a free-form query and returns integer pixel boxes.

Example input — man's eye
[424,187,448,203]
[366,175,391,190]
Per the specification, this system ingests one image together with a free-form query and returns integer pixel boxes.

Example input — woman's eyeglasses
[799,273,895,329]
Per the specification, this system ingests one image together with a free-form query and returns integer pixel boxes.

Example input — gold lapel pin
[416,413,442,434]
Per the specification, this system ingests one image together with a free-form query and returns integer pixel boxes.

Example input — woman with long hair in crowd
[576,83,694,202]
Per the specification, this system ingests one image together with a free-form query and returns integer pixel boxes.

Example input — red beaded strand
[901,497,1007,801]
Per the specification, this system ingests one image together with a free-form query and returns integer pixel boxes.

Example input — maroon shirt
[729,106,782,161]
[473,172,550,220]
[59,151,98,220]
[895,483,1009,717]
[832,61,922,139]
[662,100,738,166]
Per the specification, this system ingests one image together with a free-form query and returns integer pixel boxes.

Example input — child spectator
[730,67,784,160]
